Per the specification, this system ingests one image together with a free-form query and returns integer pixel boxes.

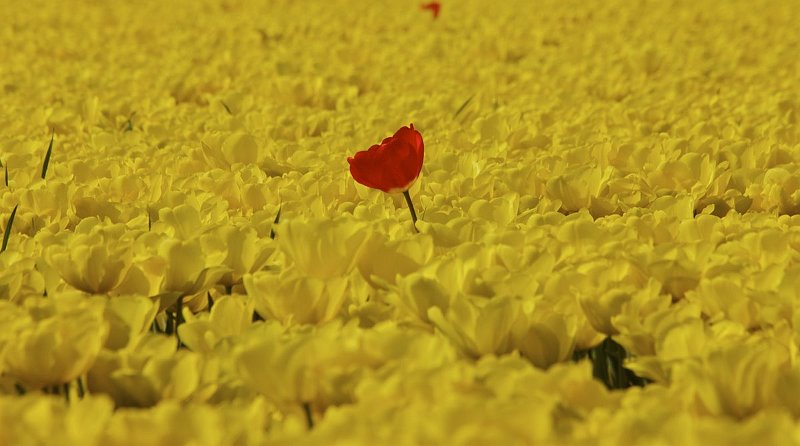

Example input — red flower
[347,124,424,194]
[420,1,441,19]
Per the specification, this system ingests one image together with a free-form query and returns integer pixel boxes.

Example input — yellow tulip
[87,333,207,407]
[427,295,521,358]
[244,268,349,325]
[201,225,276,288]
[579,278,667,336]
[3,294,108,389]
[104,295,159,350]
[99,398,271,446]
[545,165,615,214]
[0,301,32,376]
[179,294,254,353]
[117,233,228,308]
[673,340,790,419]
[511,306,578,369]
[356,231,433,287]
[0,250,45,302]
[41,220,136,294]
[161,237,227,292]
[0,394,114,446]
[276,215,371,280]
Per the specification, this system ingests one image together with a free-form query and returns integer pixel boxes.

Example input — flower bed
[2,0,800,444]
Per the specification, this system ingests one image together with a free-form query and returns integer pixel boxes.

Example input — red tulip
[348,124,424,194]
[348,124,424,231]
[420,1,441,19]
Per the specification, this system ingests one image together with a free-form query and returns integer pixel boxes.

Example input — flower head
[348,124,424,194]
[421,2,441,19]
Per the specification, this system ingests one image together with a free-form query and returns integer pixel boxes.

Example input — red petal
[348,125,425,193]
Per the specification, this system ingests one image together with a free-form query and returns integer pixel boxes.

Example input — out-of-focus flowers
[0,395,114,446]
[2,293,108,389]
[672,340,791,419]
[87,333,210,407]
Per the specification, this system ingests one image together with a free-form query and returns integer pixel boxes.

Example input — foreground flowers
[347,124,424,231]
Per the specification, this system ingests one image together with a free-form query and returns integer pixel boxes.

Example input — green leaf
[2,204,18,253]
[41,130,54,180]
[269,205,281,240]
[121,112,136,132]
[454,94,475,118]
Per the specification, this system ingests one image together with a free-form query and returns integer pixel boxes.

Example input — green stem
[175,296,185,348]
[402,190,419,233]
[303,402,314,430]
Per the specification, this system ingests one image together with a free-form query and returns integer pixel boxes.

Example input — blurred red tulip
[347,124,424,194]
[421,2,441,19]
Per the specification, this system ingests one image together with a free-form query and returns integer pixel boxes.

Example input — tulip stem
[76,377,85,398]
[402,190,419,233]
[303,402,314,430]
[175,296,185,348]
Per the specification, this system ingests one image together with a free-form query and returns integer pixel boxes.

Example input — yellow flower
[276,215,371,279]
[2,294,108,389]
[178,294,254,353]
[0,250,45,302]
[117,233,228,308]
[158,238,228,298]
[356,231,433,287]
[43,230,134,294]
[104,295,159,350]
[235,324,328,411]
[201,225,276,288]
[673,340,790,419]
[545,165,615,214]
[99,399,270,446]
[0,394,114,446]
[244,268,350,325]
[427,295,521,358]
[0,301,32,376]
[87,333,208,407]
[579,278,668,336]
[511,304,578,369]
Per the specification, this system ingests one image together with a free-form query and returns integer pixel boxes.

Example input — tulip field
[3,0,800,444]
